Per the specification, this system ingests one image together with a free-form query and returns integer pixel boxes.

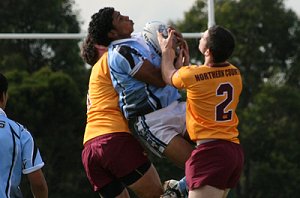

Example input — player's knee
[129,165,163,198]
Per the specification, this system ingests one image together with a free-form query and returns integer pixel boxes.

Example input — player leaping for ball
[81,7,194,198]
[88,7,194,169]
[158,25,244,198]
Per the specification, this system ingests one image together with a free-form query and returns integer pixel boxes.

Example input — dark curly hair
[207,25,235,63]
[80,35,99,66]
[88,7,115,46]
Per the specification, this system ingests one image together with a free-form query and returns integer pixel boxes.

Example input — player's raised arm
[157,29,178,85]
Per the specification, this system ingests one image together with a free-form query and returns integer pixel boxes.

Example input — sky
[73,0,300,33]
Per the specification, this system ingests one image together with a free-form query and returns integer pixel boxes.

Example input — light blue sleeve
[109,44,146,77]
[20,127,44,174]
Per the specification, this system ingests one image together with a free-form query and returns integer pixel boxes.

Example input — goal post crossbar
[0,33,202,40]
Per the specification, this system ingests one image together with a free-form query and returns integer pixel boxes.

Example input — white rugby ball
[142,21,168,55]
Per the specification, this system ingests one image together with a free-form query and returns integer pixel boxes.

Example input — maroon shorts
[82,132,150,192]
[185,140,244,190]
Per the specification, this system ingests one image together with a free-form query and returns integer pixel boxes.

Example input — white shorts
[132,101,186,158]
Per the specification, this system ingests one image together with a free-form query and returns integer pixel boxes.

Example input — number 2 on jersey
[216,83,233,121]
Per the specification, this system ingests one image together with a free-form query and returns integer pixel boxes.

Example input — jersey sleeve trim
[22,163,44,174]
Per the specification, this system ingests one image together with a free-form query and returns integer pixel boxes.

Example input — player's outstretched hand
[157,28,176,55]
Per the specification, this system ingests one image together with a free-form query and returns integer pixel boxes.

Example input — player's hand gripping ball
[143,21,179,56]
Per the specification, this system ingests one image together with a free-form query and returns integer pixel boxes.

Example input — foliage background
[0,0,299,197]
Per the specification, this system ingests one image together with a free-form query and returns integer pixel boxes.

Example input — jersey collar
[207,62,230,67]
[0,108,7,117]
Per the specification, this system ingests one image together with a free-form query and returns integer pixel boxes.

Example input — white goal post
[208,0,216,28]
[0,32,203,40]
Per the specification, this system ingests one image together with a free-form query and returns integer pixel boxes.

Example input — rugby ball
[142,21,168,55]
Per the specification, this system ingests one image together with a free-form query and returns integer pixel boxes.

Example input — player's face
[111,11,134,39]
[198,30,209,55]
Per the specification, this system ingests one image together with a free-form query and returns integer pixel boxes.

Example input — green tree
[240,84,300,197]
[0,0,87,88]
[5,68,94,197]
[0,0,92,196]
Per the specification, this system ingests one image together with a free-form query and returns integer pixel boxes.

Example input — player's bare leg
[222,189,230,198]
[129,164,163,198]
[163,135,194,168]
[189,185,225,198]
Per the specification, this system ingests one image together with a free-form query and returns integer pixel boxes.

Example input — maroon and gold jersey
[83,52,130,144]
[172,63,242,143]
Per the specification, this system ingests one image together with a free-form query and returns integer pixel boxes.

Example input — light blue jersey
[108,33,181,119]
[0,108,44,198]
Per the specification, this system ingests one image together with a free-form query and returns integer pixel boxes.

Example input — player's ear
[0,92,8,109]
[3,92,8,109]
[204,48,210,56]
